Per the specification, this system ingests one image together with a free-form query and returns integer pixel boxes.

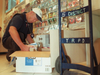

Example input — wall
[0,0,3,38]
[0,0,7,52]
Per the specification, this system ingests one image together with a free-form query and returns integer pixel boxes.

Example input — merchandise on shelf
[67,0,83,10]
[35,23,39,27]
[37,0,41,5]
[41,27,44,30]
[52,5,57,11]
[76,14,84,23]
[33,28,37,33]
[68,0,73,9]
[49,25,55,30]
[44,21,48,26]
[61,7,67,12]
[33,23,36,28]
[52,18,57,24]
[39,22,42,27]
[42,14,48,21]
[62,17,67,22]
[48,19,53,25]
[18,6,22,13]
[42,15,45,20]
[49,0,53,4]
[54,25,59,29]
[48,7,53,12]
[69,17,76,24]
[61,23,67,28]
[61,0,67,7]
[41,0,45,3]
[53,11,57,17]
[72,0,79,7]
[42,22,45,26]
[48,12,53,18]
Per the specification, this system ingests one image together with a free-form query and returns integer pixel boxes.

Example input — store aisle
[0,53,90,75]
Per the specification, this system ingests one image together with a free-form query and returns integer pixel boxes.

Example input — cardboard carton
[10,51,52,73]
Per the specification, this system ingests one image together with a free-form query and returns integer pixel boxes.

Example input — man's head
[26,8,42,23]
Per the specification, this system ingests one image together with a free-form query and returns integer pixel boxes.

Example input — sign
[25,57,34,66]
[25,57,42,66]
[61,6,89,17]
[61,38,90,43]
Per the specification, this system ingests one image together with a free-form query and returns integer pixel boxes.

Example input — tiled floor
[0,53,90,75]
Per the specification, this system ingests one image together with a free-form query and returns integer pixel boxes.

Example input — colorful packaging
[68,1,73,8]
[62,23,67,28]
[48,12,53,18]
[41,27,44,30]
[76,14,84,23]
[61,0,67,7]
[44,21,48,26]
[72,0,79,7]
[48,7,52,12]
[52,5,57,10]
[62,17,67,22]
[42,22,45,26]
[69,17,76,24]
[44,14,48,20]
[35,23,39,27]
[48,19,53,24]
[53,11,57,17]
[52,18,57,24]
[39,22,42,27]
[37,0,41,5]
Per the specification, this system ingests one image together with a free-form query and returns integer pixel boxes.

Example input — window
[5,0,24,13]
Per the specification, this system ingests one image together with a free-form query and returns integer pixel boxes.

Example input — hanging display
[76,14,84,23]
[16,0,20,5]
[69,17,76,24]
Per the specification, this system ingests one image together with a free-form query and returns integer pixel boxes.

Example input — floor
[0,53,90,75]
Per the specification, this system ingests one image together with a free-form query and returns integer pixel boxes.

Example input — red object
[72,0,79,7]
[68,2,72,8]
[69,18,75,24]
[39,22,42,27]
[76,16,82,23]
[0,27,2,31]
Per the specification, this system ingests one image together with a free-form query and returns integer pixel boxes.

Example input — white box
[10,51,52,73]
[16,57,51,73]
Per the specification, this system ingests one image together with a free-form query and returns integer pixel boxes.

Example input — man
[2,8,42,62]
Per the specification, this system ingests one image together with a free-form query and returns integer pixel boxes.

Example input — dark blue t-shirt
[2,13,32,44]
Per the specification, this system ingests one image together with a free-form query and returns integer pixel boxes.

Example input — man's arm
[26,34,34,44]
[9,26,33,51]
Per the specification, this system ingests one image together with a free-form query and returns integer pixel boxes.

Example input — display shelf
[69,22,85,29]
[33,0,85,34]
[92,0,100,16]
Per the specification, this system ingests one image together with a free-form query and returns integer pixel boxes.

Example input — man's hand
[20,45,34,51]
[26,34,34,44]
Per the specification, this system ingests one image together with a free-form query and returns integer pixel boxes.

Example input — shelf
[93,9,100,16]
[92,0,100,16]
[69,22,85,29]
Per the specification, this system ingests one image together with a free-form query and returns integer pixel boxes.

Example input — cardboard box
[10,51,52,73]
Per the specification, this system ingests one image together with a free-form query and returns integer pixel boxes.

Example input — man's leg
[3,32,26,62]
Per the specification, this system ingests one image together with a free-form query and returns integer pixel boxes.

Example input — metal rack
[58,0,98,75]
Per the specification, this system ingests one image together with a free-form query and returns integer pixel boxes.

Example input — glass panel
[5,0,11,13]
[20,0,24,2]
[11,0,16,9]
